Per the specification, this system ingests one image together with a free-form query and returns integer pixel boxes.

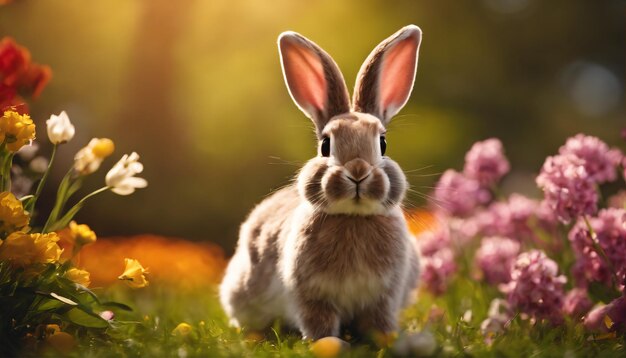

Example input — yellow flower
[0,232,62,267]
[0,110,36,152]
[172,322,192,336]
[69,221,96,246]
[65,268,91,287]
[45,331,76,355]
[118,258,149,288]
[0,191,30,236]
[73,138,115,175]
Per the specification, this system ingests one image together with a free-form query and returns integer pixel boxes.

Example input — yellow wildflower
[73,138,115,175]
[69,221,96,246]
[0,110,36,152]
[0,191,30,236]
[45,331,76,355]
[0,232,62,267]
[172,322,192,336]
[118,258,149,288]
[65,268,91,287]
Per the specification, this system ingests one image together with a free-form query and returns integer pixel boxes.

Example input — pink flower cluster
[418,224,457,295]
[568,208,626,291]
[536,154,598,224]
[433,169,491,217]
[433,138,508,217]
[500,250,567,324]
[464,138,511,186]
[559,134,623,183]
[472,194,556,242]
[536,134,623,224]
[475,237,520,284]
[422,133,625,331]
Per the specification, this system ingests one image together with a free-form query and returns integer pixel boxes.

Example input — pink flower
[568,208,626,290]
[583,296,626,333]
[536,154,598,224]
[559,134,623,184]
[475,237,520,285]
[463,138,510,186]
[433,170,491,217]
[562,288,592,318]
[501,250,567,324]
[417,222,451,256]
[421,247,457,295]
[475,194,556,241]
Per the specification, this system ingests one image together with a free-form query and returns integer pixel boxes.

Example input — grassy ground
[69,277,624,358]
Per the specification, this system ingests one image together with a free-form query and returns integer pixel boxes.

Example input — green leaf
[100,301,133,311]
[588,281,621,303]
[36,298,65,311]
[64,307,109,328]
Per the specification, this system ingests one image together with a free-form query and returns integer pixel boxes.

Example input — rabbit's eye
[320,137,331,157]
[380,136,387,156]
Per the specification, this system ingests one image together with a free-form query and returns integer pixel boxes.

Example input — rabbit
[220,25,423,341]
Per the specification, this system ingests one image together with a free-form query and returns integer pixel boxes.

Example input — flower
[433,169,491,217]
[562,288,592,318]
[500,250,567,324]
[480,299,512,344]
[99,310,115,321]
[46,110,75,144]
[0,191,30,236]
[420,247,457,295]
[172,322,193,337]
[417,221,451,256]
[0,232,62,267]
[0,109,35,152]
[65,268,91,287]
[463,138,510,186]
[536,154,598,224]
[568,208,626,289]
[584,297,626,333]
[474,194,550,241]
[475,237,520,285]
[105,152,148,195]
[69,221,97,246]
[118,258,149,288]
[73,138,115,175]
[559,134,623,183]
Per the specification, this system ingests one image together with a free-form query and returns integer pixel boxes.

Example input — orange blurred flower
[80,235,227,289]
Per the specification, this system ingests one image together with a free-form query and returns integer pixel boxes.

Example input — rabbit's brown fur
[220,25,423,340]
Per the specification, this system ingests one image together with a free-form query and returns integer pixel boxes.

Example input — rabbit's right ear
[278,32,350,137]
[353,25,422,126]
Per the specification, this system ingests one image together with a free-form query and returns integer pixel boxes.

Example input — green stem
[43,186,110,233]
[583,215,618,290]
[1,152,14,192]
[25,144,57,212]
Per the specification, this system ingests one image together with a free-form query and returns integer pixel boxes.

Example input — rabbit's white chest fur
[280,203,412,318]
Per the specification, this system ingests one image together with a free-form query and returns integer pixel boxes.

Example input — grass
[68,276,624,357]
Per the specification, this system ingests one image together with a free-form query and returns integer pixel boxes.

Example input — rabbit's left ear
[353,25,422,126]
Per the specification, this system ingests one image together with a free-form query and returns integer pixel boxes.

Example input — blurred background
[0,0,623,254]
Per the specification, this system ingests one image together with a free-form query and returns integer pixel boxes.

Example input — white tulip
[46,111,75,144]
[105,152,148,195]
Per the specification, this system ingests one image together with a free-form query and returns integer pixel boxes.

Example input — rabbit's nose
[344,158,371,183]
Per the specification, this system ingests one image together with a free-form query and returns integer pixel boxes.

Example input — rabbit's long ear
[278,32,350,137]
[353,25,422,126]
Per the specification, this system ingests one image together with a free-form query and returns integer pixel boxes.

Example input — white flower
[106,152,148,195]
[46,111,75,144]
[74,138,115,175]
